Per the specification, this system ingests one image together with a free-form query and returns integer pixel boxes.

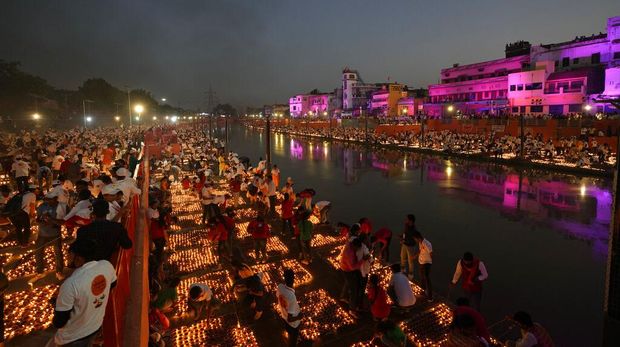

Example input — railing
[102,195,139,346]
[102,143,150,347]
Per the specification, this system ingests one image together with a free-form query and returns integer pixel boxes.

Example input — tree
[213,103,238,117]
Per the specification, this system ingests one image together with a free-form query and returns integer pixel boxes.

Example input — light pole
[326,111,332,138]
[362,106,368,143]
[126,87,132,127]
[224,114,229,153]
[82,99,94,128]
[134,104,144,125]
[265,113,271,168]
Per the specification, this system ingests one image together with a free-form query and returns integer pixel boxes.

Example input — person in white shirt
[50,180,70,205]
[187,283,220,322]
[63,189,93,232]
[276,269,302,347]
[52,152,64,181]
[413,231,433,299]
[314,200,331,225]
[200,182,223,224]
[265,175,277,216]
[387,264,416,308]
[101,185,125,222]
[115,168,141,206]
[48,237,116,347]
[11,156,30,191]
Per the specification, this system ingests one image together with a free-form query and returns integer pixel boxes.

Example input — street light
[134,104,144,114]
[86,116,92,123]
[584,104,592,112]
[114,116,120,122]
[152,116,157,121]
[32,113,41,120]
[161,98,167,102]
[447,105,454,113]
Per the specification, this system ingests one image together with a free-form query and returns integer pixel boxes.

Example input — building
[369,83,407,117]
[426,54,529,117]
[289,89,334,117]
[341,68,380,116]
[425,16,620,116]
[397,89,428,116]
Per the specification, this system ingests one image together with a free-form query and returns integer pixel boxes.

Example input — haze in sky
[1,0,619,109]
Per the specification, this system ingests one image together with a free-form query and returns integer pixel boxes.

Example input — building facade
[425,16,620,116]
[341,68,380,116]
[289,91,334,117]
[369,83,407,117]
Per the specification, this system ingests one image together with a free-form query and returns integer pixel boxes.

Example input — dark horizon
[1,0,619,110]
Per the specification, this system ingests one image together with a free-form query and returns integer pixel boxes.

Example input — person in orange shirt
[271,165,281,188]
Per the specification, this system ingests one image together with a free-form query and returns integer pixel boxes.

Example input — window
[570,80,584,90]
[568,104,582,112]
[517,84,524,91]
[530,105,543,113]
[573,57,579,64]
[525,84,534,91]
[549,105,563,115]
[555,60,559,67]
[591,53,601,64]
[510,85,516,91]
[615,52,620,59]
[532,82,543,90]
[562,57,570,67]
[557,81,569,90]
[519,106,526,113]
[512,107,519,113]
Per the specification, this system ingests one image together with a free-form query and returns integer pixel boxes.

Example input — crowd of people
[260,123,615,169]
[0,126,144,346]
[0,124,557,347]
[141,126,555,347]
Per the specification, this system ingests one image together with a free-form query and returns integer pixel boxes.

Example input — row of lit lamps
[31,104,182,123]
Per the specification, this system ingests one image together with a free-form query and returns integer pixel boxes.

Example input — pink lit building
[425,55,529,117]
[425,16,620,116]
[289,91,334,117]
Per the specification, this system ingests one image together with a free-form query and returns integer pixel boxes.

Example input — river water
[226,124,610,346]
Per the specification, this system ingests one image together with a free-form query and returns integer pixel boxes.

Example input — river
[225,124,610,346]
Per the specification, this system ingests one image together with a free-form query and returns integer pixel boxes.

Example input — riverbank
[249,125,613,178]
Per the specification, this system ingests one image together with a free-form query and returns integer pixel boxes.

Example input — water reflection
[286,137,611,256]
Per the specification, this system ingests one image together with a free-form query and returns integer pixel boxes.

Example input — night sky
[1,0,619,110]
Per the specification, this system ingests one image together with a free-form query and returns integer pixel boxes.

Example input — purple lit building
[289,90,335,117]
[425,16,620,116]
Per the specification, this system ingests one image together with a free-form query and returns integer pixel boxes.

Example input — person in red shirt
[213,215,230,267]
[337,222,350,238]
[281,193,295,238]
[371,227,392,264]
[222,209,236,255]
[339,238,368,318]
[454,297,490,343]
[359,218,372,235]
[181,176,191,190]
[248,216,270,262]
[59,156,72,176]
[228,175,242,207]
[367,274,391,321]
[149,200,168,265]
